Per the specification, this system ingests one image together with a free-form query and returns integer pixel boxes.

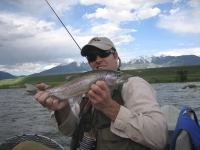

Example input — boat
[161,105,180,149]
[162,105,200,150]
[0,134,64,150]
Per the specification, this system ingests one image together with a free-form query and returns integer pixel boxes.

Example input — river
[0,82,199,149]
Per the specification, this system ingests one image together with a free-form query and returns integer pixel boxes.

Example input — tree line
[176,69,188,82]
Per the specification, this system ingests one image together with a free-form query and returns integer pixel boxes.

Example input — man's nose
[95,55,103,62]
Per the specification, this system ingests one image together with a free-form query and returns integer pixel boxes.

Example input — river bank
[1,65,200,89]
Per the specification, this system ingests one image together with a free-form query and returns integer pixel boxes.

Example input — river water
[0,82,200,149]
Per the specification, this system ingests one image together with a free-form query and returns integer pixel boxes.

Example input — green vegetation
[0,65,200,89]
[176,69,188,82]
[123,65,200,83]
[0,73,76,89]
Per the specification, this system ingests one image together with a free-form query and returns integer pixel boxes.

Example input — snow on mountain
[129,55,169,64]
[130,55,154,64]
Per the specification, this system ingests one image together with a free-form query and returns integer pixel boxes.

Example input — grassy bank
[0,65,200,89]
[123,65,200,83]
[0,73,76,89]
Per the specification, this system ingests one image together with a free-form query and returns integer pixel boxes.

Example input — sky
[0,0,200,76]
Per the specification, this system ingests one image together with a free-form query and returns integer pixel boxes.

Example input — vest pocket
[97,128,130,150]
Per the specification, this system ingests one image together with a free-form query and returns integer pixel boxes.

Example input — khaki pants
[12,141,54,150]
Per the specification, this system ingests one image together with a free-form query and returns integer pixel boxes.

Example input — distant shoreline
[0,80,200,89]
[1,65,200,89]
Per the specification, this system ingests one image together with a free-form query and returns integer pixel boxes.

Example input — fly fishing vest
[70,84,150,150]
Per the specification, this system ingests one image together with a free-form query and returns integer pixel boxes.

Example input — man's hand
[34,83,69,111]
[88,81,120,121]
[34,83,71,125]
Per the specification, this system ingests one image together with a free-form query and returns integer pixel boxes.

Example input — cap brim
[81,43,112,56]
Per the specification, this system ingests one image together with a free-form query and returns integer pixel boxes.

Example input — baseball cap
[81,37,116,56]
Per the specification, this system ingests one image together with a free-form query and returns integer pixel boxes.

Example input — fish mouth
[116,79,129,84]
[116,74,132,84]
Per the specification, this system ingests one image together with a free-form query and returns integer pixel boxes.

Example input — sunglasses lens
[86,54,97,62]
[99,51,111,58]
[86,50,114,62]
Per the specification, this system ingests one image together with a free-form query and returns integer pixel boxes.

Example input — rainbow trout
[26,70,132,100]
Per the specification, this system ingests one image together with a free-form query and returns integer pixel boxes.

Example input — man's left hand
[88,81,120,121]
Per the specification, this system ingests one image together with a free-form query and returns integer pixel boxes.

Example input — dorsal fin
[66,75,79,81]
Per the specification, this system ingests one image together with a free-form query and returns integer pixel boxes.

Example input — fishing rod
[45,0,82,51]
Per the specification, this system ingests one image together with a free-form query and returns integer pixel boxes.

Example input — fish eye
[117,74,121,77]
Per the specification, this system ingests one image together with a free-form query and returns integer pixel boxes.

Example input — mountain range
[0,71,16,80]
[1,55,200,80]
[122,55,200,69]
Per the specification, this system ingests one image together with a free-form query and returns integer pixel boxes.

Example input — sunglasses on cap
[86,50,115,62]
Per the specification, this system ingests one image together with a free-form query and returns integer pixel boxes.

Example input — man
[35,37,167,150]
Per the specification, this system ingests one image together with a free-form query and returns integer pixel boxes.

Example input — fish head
[104,70,132,86]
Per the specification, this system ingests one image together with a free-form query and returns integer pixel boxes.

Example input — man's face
[86,48,119,71]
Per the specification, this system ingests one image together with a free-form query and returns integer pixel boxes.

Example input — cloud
[187,0,200,7]
[0,13,82,66]
[169,7,180,14]
[85,8,134,22]
[177,43,195,46]
[0,63,42,75]
[154,47,200,56]
[43,64,59,70]
[157,0,200,33]
[177,43,185,46]
[85,7,161,23]
[89,23,136,48]
[82,0,167,23]
[136,7,161,20]
[6,0,78,16]
[0,13,54,41]
[172,0,183,5]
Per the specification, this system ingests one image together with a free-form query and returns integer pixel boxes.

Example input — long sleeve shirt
[51,77,168,150]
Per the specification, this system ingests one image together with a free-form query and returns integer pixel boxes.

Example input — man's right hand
[34,83,69,111]
[34,83,71,125]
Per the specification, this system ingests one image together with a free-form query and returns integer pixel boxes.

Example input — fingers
[95,81,109,91]
[89,81,109,98]
[88,81,110,98]
[34,91,53,108]
[45,97,61,111]
[45,97,54,109]
[34,91,69,111]
[89,84,103,103]
[88,81,111,107]
[88,89,99,104]
[35,91,49,106]
[36,83,48,90]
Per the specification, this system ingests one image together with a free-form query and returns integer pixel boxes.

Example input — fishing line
[45,0,82,51]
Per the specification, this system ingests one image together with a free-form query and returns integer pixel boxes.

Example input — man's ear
[114,52,119,60]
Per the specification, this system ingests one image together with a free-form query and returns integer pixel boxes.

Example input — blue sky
[0,0,200,76]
